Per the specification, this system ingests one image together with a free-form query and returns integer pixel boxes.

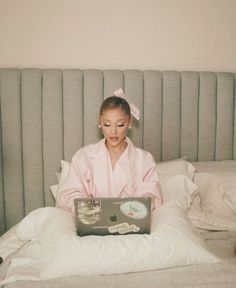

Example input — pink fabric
[113,88,140,121]
[56,137,162,213]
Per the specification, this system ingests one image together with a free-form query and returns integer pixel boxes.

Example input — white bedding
[0,199,218,286]
[188,161,236,231]
[2,231,236,288]
[191,160,236,173]
[1,159,236,287]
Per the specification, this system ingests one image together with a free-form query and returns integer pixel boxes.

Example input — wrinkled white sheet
[188,171,236,231]
[3,257,236,288]
[0,200,218,286]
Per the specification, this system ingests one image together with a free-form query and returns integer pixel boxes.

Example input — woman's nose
[111,125,117,134]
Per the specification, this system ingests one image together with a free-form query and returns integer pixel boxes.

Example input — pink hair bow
[113,88,140,121]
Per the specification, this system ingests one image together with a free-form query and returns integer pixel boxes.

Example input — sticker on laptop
[120,200,148,219]
[76,199,101,225]
[108,223,140,234]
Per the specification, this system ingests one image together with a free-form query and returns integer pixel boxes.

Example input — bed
[0,69,236,287]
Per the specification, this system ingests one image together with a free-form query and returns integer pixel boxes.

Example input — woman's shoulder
[72,139,105,160]
[136,147,155,163]
[128,138,155,163]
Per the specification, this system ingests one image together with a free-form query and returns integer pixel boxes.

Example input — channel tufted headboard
[0,69,235,235]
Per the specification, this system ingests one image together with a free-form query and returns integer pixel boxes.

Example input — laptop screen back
[74,197,151,236]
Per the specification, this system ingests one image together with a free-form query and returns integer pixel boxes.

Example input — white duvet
[0,198,219,286]
[2,158,236,285]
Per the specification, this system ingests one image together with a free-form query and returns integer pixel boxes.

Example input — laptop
[74,197,151,236]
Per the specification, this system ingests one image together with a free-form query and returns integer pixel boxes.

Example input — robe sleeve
[56,150,90,214]
[141,153,162,210]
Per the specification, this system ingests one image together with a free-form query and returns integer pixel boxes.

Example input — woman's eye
[102,123,125,127]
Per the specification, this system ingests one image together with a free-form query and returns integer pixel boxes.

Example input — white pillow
[157,159,196,180]
[50,160,70,198]
[0,203,218,282]
[0,226,25,261]
[160,174,198,208]
[191,160,236,173]
[188,172,236,231]
[41,203,220,279]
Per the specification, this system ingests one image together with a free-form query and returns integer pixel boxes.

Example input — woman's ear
[128,117,132,129]
[98,117,101,128]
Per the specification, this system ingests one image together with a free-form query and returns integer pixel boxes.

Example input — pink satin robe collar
[92,137,135,197]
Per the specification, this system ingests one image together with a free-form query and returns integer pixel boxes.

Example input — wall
[0,0,235,71]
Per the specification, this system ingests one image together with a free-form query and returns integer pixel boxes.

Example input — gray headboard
[0,69,235,235]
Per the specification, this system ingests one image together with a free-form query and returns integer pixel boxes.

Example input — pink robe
[56,137,162,213]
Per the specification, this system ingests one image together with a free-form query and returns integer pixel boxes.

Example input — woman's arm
[140,153,162,210]
[56,151,90,213]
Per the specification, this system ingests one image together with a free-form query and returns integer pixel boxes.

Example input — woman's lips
[109,137,119,142]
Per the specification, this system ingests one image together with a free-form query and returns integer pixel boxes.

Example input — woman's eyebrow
[102,118,126,122]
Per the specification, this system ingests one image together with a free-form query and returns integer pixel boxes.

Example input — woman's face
[99,107,131,149]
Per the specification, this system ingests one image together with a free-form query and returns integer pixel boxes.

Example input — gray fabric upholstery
[0,69,235,235]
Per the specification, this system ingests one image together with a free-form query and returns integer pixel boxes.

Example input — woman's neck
[105,138,128,170]
[105,138,127,154]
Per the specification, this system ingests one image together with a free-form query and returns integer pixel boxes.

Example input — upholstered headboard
[0,69,235,234]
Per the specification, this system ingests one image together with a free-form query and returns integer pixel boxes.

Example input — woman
[56,88,162,212]
[0,89,162,264]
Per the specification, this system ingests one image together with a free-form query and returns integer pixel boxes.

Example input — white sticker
[120,200,148,219]
[108,223,140,234]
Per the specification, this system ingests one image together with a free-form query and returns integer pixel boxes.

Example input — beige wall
[0,0,235,71]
